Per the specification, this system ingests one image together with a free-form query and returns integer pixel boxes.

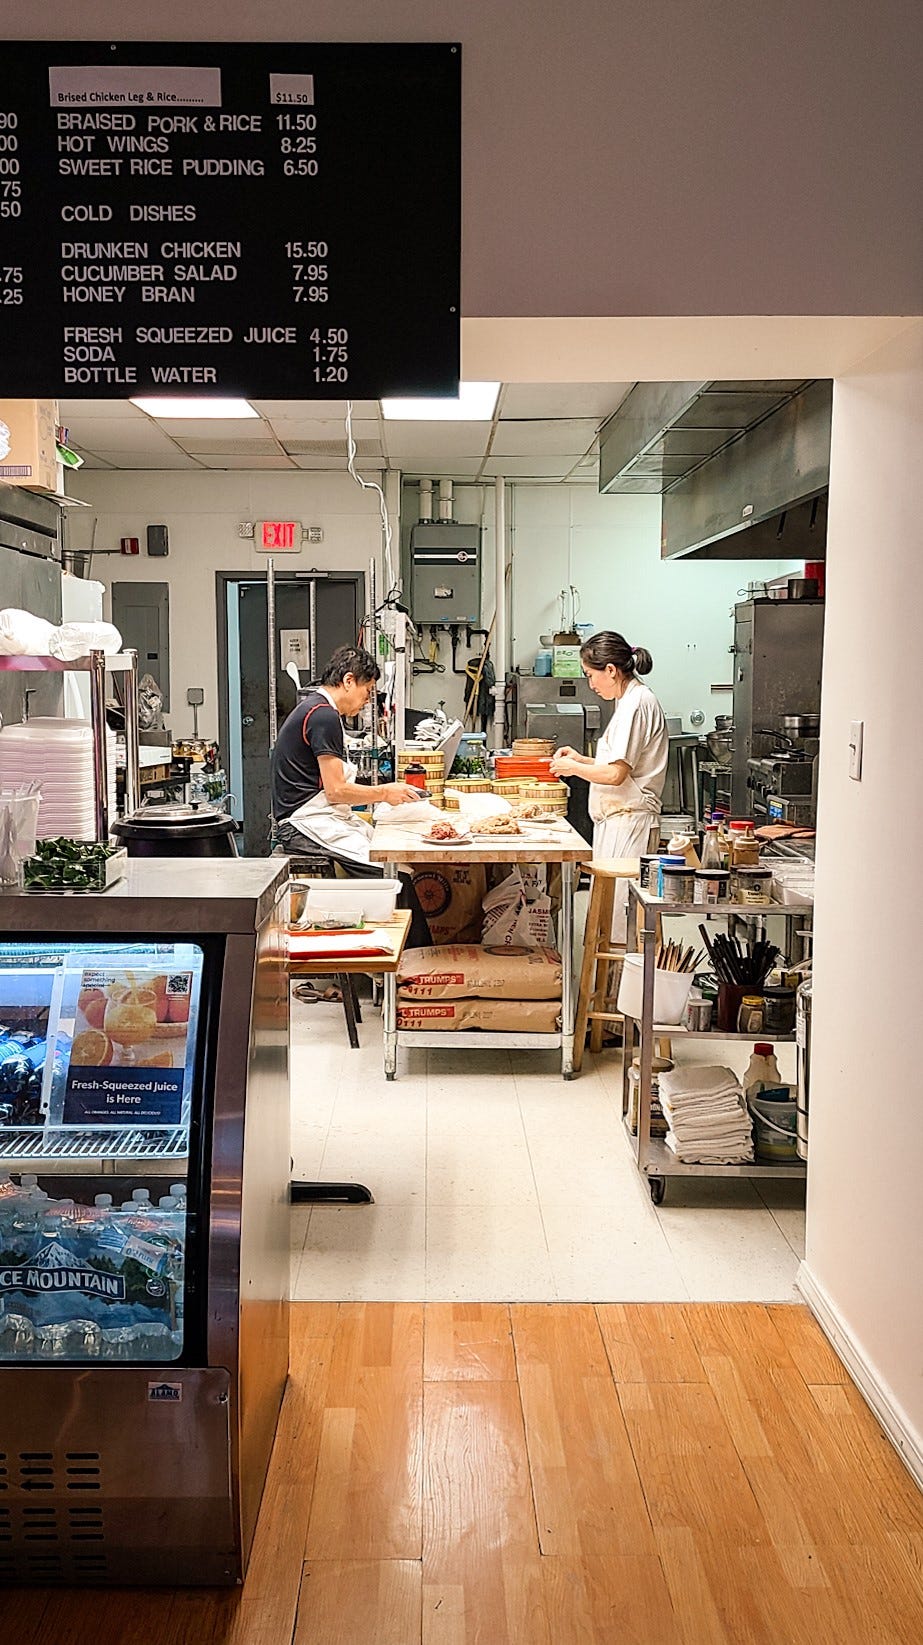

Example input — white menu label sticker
[48,66,222,107]
[269,74,315,105]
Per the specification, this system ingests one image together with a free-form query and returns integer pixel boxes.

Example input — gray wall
[6,0,921,318]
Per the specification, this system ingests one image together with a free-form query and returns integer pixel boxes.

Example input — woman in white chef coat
[550,631,669,940]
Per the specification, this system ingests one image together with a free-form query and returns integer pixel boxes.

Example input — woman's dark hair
[579,631,653,677]
[320,645,381,686]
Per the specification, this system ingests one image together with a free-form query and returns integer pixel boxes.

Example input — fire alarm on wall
[120,537,140,556]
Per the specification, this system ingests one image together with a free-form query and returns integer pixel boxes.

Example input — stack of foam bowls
[0,719,117,841]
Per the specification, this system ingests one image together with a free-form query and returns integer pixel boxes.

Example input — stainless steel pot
[705,730,733,767]
[782,714,820,737]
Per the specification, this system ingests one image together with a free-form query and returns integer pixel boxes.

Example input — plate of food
[470,814,522,836]
[420,820,472,845]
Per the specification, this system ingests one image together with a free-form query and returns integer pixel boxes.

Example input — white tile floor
[289,991,806,1305]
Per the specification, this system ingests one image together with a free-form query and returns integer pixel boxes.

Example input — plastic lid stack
[0,719,117,840]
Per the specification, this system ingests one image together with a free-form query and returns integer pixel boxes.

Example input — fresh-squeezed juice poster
[62,969,193,1125]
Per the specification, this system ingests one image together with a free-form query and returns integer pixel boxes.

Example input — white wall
[7,1,921,319]
[511,488,796,730]
[70,469,390,737]
[805,322,923,1455]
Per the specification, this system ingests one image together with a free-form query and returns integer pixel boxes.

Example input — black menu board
[0,42,460,398]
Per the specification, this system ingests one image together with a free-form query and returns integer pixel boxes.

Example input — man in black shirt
[271,644,431,943]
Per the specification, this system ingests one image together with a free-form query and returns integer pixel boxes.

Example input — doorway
[217,570,363,855]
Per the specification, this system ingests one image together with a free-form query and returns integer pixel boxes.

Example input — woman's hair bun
[632,646,654,675]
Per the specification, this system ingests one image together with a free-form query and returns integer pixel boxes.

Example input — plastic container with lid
[762,985,797,1033]
[654,855,686,897]
[639,853,662,890]
[660,864,695,904]
[737,994,765,1033]
[732,865,773,905]
[693,867,730,906]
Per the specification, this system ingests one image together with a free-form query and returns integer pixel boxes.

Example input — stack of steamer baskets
[494,740,568,813]
[397,748,445,808]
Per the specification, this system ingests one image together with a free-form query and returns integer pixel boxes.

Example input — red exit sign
[257,520,301,551]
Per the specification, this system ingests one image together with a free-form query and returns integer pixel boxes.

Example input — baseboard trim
[798,1261,923,1491]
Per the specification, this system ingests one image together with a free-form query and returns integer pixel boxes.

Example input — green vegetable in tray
[22,836,122,890]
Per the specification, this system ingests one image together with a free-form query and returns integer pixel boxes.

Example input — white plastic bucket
[747,1093,798,1162]
[616,952,695,1025]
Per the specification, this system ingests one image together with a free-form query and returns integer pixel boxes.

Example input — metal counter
[0,859,291,1586]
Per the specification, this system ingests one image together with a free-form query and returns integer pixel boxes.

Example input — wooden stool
[572,860,641,1073]
[572,859,672,1074]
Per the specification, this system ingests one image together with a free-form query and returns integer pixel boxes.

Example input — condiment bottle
[700,826,722,870]
[743,1043,785,1098]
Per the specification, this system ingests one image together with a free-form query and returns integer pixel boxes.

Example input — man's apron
[286,699,373,866]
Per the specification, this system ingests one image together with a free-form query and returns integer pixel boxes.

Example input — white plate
[420,829,472,845]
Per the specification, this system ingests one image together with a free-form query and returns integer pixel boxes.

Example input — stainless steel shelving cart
[0,649,140,837]
[623,881,812,1203]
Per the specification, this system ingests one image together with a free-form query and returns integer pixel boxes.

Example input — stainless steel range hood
[598,379,831,559]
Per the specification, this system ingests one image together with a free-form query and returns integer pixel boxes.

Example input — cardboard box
[0,400,59,493]
[552,645,582,678]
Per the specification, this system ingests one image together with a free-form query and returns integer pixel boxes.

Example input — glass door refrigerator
[0,860,290,1585]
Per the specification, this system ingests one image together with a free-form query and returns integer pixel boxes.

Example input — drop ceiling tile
[148,417,271,441]
[71,453,115,469]
[499,383,633,420]
[399,458,485,478]
[195,454,297,470]
[480,456,576,478]
[268,417,378,444]
[60,399,149,422]
[88,450,201,469]
[490,419,599,458]
[288,453,354,470]
[384,424,492,460]
[71,418,181,454]
[250,399,379,419]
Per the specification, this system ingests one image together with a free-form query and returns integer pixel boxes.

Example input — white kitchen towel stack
[0,719,117,841]
[657,1064,754,1164]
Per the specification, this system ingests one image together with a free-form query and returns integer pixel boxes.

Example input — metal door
[111,582,171,709]
[226,574,361,855]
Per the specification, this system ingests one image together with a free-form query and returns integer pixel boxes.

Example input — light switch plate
[848,719,864,780]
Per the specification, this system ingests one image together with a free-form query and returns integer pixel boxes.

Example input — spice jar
[732,866,773,905]
[738,994,765,1033]
[762,985,797,1034]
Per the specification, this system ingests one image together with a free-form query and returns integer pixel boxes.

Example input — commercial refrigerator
[0,858,290,1586]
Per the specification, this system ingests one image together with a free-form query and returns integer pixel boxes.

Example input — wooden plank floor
[3,1302,923,1644]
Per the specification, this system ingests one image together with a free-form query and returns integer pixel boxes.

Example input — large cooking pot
[113,800,239,858]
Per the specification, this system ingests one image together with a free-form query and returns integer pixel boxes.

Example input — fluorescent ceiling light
[381,382,500,421]
[130,396,258,419]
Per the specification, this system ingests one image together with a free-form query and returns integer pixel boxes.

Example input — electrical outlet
[307,525,324,544]
[848,720,864,781]
[238,521,254,539]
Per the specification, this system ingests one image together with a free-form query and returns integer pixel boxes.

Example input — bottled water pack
[0,1172,186,1361]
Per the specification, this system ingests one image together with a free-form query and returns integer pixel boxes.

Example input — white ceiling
[59,383,635,484]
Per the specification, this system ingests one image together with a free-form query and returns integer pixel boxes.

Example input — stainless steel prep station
[0,859,290,1586]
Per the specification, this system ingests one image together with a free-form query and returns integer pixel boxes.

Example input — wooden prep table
[370,821,591,1079]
